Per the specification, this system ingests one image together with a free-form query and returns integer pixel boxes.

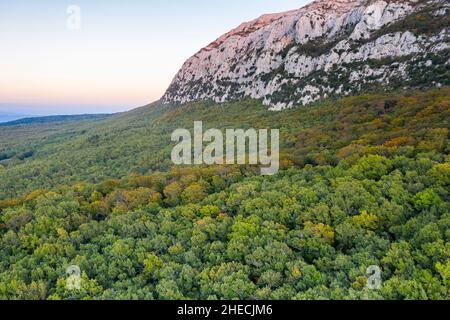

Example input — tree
[412,189,442,211]
[182,182,207,204]
[143,253,163,279]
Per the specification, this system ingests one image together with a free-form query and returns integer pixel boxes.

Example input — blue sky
[0,0,310,115]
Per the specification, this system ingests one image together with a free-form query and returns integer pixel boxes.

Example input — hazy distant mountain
[0,112,32,123]
[0,0,449,301]
[163,0,449,109]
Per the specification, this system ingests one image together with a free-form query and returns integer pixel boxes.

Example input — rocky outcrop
[162,0,450,110]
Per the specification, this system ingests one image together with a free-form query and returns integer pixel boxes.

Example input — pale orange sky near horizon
[0,0,309,115]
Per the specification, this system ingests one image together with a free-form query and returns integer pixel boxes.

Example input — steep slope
[162,0,450,109]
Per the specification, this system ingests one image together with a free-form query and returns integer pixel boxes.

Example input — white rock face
[162,0,449,109]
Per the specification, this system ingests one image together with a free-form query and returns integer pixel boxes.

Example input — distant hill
[0,88,449,300]
[0,113,112,126]
[163,0,449,109]
[0,112,32,123]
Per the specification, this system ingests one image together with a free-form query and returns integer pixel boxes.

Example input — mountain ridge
[162,0,449,109]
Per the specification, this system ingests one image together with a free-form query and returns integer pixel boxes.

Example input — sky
[0,0,310,115]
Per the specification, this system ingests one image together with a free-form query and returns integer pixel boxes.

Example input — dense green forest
[0,89,449,299]
[1,89,449,199]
